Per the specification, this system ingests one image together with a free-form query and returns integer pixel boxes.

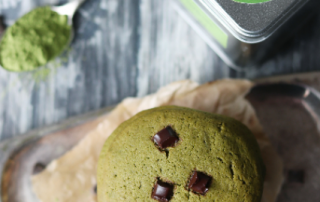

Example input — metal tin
[173,0,320,70]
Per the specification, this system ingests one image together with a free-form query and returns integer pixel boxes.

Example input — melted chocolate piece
[33,163,46,175]
[153,127,179,149]
[151,180,174,202]
[288,170,305,184]
[188,171,212,195]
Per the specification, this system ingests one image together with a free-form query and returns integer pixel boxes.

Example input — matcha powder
[0,7,71,72]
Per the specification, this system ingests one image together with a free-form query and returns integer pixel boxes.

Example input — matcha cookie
[97,106,265,201]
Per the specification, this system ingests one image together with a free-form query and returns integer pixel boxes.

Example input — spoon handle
[52,0,87,21]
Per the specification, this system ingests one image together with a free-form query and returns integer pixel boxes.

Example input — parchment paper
[31,79,283,202]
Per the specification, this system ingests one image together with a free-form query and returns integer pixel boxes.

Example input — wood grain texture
[0,0,320,140]
[137,0,229,96]
[0,0,140,140]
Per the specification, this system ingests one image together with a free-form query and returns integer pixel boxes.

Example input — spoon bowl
[0,0,86,71]
[50,0,86,57]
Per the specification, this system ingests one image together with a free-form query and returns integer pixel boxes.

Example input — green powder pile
[0,7,71,72]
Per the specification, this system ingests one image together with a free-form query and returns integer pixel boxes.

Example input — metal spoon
[51,0,87,41]
[0,0,86,41]
[30,0,86,69]
[52,0,86,25]
[0,0,86,71]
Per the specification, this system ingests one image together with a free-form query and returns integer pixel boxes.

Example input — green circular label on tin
[233,0,271,3]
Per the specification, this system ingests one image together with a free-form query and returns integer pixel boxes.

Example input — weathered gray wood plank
[137,0,229,96]
[1,0,320,140]
[0,0,140,139]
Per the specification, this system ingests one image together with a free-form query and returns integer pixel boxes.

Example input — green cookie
[97,106,265,202]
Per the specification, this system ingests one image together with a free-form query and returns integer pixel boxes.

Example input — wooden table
[0,0,320,140]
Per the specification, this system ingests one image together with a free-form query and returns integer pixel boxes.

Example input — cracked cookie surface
[97,106,264,201]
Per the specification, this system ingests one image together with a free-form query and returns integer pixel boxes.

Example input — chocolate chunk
[287,170,304,184]
[33,163,46,175]
[153,127,179,149]
[188,171,212,195]
[151,180,174,202]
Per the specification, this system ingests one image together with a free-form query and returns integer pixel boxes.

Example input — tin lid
[196,0,309,43]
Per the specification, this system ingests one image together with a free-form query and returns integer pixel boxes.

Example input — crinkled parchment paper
[32,79,283,202]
